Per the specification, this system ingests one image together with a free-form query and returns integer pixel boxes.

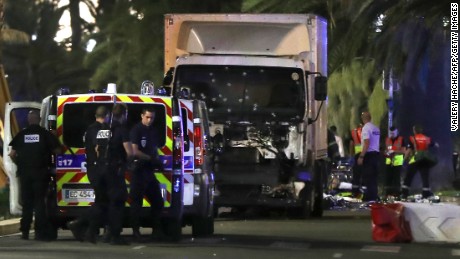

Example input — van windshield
[174,65,306,123]
[62,102,167,148]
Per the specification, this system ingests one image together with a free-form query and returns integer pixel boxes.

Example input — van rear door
[2,102,41,215]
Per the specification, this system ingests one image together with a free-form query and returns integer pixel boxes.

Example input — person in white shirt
[357,111,380,201]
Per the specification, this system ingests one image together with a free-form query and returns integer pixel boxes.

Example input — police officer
[69,105,132,245]
[98,103,132,245]
[383,126,406,199]
[68,106,110,243]
[129,107,165,241]
[357,111,380,202]
[8,110,61,240]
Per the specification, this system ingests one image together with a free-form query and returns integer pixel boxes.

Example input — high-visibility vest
[408,134,431,164]
[351,127,362,154]
[385,136,404,166]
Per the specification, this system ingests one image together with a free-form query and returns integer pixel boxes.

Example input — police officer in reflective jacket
[9,110,61,241]
[129,107,165,241]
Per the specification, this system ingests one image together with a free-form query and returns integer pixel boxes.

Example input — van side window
[62,103,168,148]
[62,103,110,148]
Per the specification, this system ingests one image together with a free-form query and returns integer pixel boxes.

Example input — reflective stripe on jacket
[408,134,431,164]
[351,127,362,154]
[385,136,404,166]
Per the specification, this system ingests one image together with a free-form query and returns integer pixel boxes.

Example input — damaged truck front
[163,14,328,217]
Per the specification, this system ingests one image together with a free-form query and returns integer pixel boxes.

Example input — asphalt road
[1,209,459,259]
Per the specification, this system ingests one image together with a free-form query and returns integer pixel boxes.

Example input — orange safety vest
[351,127,362,154]
[410,134,431,151]
[385,136,404,166]
[408,133,431,164]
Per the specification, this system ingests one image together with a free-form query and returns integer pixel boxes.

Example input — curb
[440,196,460,205]
[0,218,20,236]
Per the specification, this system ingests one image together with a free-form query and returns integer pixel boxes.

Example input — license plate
[63,189,95,203]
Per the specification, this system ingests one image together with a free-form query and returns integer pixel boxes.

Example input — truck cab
[164,14,328,218]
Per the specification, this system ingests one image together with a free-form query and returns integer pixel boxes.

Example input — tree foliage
[327,59,387,138]
[2,0,93,100]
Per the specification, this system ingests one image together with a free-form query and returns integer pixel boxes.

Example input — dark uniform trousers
[402,161,431,199]
[129,161,164,230]
[384,165,402,197]
[362,151,380,201]
[18,168,50,238]
[87,162,127,237]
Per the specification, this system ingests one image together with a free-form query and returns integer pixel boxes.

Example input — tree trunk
[69,0,82,51]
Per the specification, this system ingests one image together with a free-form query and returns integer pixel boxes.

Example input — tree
[85,0,243,92]
[3,0,93,100]
[327,59,387,143]
[1,0,30,61]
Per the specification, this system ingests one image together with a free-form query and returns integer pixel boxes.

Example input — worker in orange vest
[350,123,363,198]
[401,125,437,199]
[383,126,406,199]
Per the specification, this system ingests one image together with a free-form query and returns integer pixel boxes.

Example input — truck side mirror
[163,67,174,86]
[314,76,327,101]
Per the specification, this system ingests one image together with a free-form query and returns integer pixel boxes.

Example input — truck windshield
[174,65,306,123]
[62,102,166,148]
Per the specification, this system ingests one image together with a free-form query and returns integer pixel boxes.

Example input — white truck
[163,13,328,217]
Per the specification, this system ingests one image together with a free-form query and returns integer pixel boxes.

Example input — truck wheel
[192,215,214,237]
[290,181,314,219]
[162,218,182,242]
[311,161,325,218]
[311,190,324,218]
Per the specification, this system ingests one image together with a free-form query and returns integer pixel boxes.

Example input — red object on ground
[370,203,413,243]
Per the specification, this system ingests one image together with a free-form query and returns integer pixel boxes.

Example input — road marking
[269,241,310,250]
[361,245,401,253]
[132,245,146,250]
[332,253,343,258]
[452,249,460,256]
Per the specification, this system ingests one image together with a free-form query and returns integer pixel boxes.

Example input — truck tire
[311,160,325,218]
[290,181,314,219]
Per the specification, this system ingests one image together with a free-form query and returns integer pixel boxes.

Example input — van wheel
[162,218,182,242]
[192,215,214,237]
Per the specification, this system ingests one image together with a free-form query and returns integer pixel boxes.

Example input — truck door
[2,102,42,215]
